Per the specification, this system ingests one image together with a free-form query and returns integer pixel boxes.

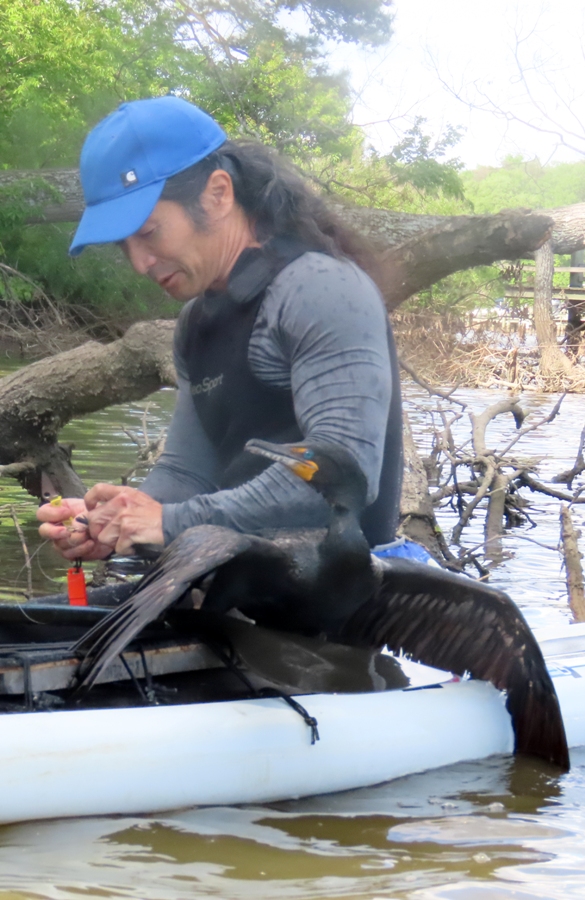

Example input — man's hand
[85,484,164,554]
[37,486,164,560]
[37,497,113,561]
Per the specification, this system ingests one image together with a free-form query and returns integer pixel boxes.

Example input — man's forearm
[161,462,330,542]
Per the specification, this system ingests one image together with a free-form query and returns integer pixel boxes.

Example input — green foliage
[386,120,464,201]
[280,0,393,46]
[0,0,473,330]
[306,119,465,212]
[13,226,181,324]
[406,266,506,316]
[414,155,585,318]
[0,0,204,168]
[187,43,360,158]
[463,156,585,213]
[173,0,392,58]
[0,0,118,166]
[0,178,61,250]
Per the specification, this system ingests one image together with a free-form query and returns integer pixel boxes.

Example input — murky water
[0,355,176,600]
[1,359,585,899]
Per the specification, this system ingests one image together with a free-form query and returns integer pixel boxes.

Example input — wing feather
[73,526,252,692]
[342,558,569,770]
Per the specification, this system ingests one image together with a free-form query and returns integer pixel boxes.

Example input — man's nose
[124,238,157,276]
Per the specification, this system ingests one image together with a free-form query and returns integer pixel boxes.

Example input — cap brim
[69,180,166,256]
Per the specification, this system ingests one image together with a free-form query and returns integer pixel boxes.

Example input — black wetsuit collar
[209,237,314,306]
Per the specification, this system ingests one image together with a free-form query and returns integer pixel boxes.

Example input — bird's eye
[292,446,314,460]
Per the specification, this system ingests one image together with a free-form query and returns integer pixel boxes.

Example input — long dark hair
[160,140,377,279]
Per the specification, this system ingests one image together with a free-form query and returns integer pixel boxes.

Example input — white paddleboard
[0,622,583,824]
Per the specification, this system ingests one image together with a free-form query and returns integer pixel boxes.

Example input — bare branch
[399,356,466,408]
[518,472,585,503]
[431,480,478,503]
[469,398,524,458]
[552,422,585,486]
[452,458,497,545]
[496,394,565,458]
[10,507,32,597]
[560,504,585,622]
[458,532,560,559]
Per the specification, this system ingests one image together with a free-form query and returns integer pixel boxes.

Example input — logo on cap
[121,170,138,187]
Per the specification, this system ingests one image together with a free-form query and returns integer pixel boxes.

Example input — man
[38,96,402,558]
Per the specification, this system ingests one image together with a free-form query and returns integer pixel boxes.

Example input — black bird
[73,438,570,770]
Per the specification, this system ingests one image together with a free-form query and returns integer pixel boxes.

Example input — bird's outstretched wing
[73,525,252,693]
[342,558,569,770]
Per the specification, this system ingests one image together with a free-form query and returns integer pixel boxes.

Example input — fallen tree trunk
[398,411,445,561]
[0,169,84,226]
[0,321,176,498]
[4,166,583,253]
[375,210,551,309]
[0,168,578,310]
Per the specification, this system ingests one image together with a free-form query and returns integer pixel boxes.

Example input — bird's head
[245,438,368,512]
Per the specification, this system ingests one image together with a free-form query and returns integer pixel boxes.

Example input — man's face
[120,199,230,301]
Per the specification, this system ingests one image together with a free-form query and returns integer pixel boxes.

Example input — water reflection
[0,750,582,899]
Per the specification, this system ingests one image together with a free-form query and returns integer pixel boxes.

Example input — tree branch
[9,167,585,309]
[0,321,176,499]
[469,398,525,458]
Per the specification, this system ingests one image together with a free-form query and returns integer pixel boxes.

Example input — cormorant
[73,438,570,770]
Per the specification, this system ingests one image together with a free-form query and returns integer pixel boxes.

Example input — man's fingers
[36,491,116,561]
[60,539,113,561]
[38,522,69,541]
[42,485,163,559]
[39,527,89,549]
[85,483,134,510]
[96,515,124,550]
[97,505,164,552]
[115,534,136,555]
[86,505,123,541]
[61,540,98,561]
[36,498,86,524]
[37,506,70,523]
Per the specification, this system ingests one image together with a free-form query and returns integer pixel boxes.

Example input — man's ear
[200,169,235,221]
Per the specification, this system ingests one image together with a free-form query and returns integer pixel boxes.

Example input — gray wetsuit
[141,251,397,543]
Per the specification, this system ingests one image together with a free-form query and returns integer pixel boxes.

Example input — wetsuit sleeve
[257,253,392,506]
[148,255,393,543]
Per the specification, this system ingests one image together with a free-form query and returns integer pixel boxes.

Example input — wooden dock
[504,265,585,304]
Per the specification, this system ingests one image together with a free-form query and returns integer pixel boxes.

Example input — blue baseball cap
[69,96,227,256]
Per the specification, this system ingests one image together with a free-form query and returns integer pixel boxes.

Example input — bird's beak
[245,439,319,481]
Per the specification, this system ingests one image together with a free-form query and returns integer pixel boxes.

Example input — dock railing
[475,262,585,341]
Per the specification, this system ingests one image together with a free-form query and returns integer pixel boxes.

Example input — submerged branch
[553,423,585,487]
[518,473,585,503]
[560,504,585,623]
[399,355,466,408]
